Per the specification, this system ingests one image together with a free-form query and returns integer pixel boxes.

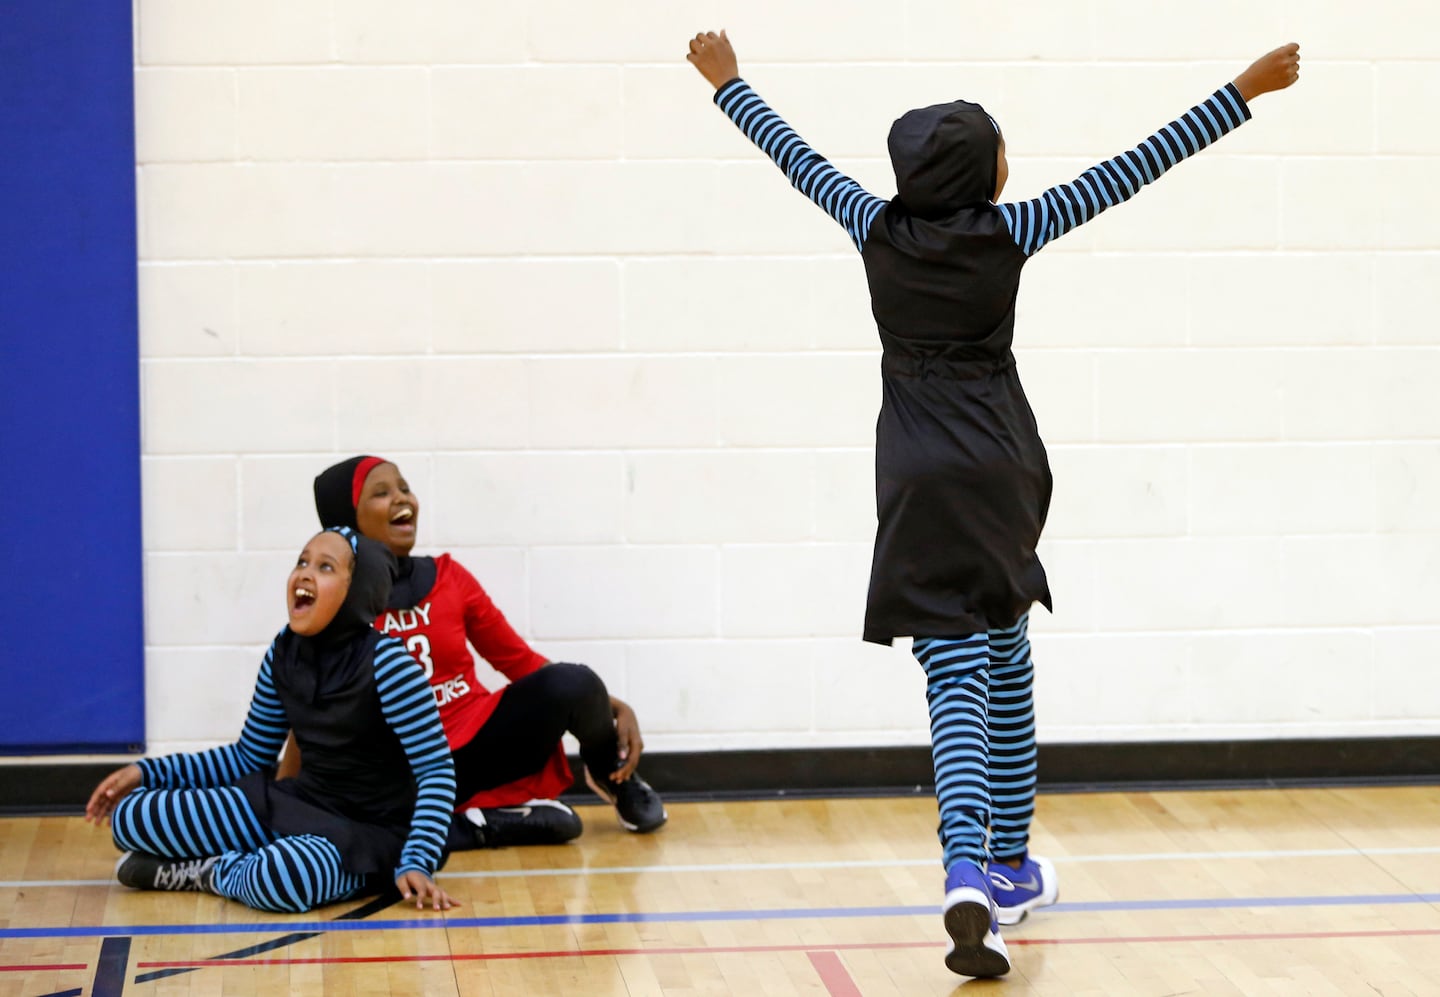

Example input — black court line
[131,893,394,985]
[34,990,82,997]
[92,936,131,996]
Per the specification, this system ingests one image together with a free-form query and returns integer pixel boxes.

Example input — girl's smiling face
[286,531,354,636]
[354,462,418,557]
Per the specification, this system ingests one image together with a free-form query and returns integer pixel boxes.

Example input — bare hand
[395,870,461,911]
[687,30,739,91]
[610,697,645,782]
[85,764,142,825]
[1234,43,1300,102]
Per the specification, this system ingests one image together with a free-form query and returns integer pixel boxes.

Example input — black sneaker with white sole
[584,767,667,833]
[450,799,583,850]
[612,775,667,833]
[115,851,219,893]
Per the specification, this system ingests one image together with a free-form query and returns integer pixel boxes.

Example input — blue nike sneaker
[942,863,1011,978]
[986,852,1059,925]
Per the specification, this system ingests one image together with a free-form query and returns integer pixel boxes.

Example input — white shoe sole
[994,855,1060,926]
[617,808,668,833]
[942,887,1011,978]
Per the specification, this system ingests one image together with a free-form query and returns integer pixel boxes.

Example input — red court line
[0,963,87,972]
[808,950,863,997]
[134,926,1440,969]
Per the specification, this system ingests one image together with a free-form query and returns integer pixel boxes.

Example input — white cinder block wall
[136,0,1440,757]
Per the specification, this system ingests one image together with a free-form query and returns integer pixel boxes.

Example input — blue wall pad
[0,2,144,752]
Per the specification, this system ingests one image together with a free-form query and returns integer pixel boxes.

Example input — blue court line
[4,891,1440,941]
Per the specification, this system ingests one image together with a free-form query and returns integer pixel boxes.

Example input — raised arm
[1000,43,1300,257]
[373,636,459,909]
[688,30,886,252]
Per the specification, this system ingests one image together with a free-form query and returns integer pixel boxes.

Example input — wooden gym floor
[3,786,1440,995]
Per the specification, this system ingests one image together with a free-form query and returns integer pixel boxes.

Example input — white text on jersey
[379,603,433,634]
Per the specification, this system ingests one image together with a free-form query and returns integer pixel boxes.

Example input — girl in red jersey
[291,456,666,847]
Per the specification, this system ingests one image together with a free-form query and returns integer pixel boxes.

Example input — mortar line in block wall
[134,57,1410,70]
[136,250,1440,266]
[135,147,1440,157]
[136,345,1440,364]
[135,442,1411,459]
[141,532,1428,552]
[138,622,1434,648]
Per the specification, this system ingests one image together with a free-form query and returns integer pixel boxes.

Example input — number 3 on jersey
[405,634,435,679]
[406,633,472,707]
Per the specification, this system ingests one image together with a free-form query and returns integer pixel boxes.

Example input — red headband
[351,456,388,507]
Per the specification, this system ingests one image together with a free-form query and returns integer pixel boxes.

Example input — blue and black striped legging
[913,613,1037,874]
[111,786,365,913]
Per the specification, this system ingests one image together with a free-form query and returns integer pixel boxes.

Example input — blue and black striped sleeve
[714,78,887,252]
[372,636,455,880]
[998,84,1252,256]
[138,638,290,790]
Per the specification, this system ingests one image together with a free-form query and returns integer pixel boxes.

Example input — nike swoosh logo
[989,872,1039,891]
[497,807,533,818]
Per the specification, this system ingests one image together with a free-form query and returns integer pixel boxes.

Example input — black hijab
[313,456,437,610]
[861,97,1023,350]
[271,527,397,704]
[887,99,999,219]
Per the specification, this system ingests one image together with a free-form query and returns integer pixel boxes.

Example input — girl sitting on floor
[296,456,665,849]
[86,527,459,913]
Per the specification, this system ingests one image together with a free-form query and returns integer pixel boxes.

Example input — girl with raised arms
[686,29,1299,978]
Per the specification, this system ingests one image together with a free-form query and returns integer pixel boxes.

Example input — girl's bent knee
[108,791,150,851]
[542,661,607,704]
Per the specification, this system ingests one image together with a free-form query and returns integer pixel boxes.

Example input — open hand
[610,697,645,782]
[85,764,142,825]
[396,870,461,911]
[1234,43,1300,102]
[687,30,739,91]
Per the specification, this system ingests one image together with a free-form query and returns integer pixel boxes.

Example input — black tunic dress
[711,78,1253,645]
[858,102,1053,643]
[239,532,435,878]
[240,626,418,877]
